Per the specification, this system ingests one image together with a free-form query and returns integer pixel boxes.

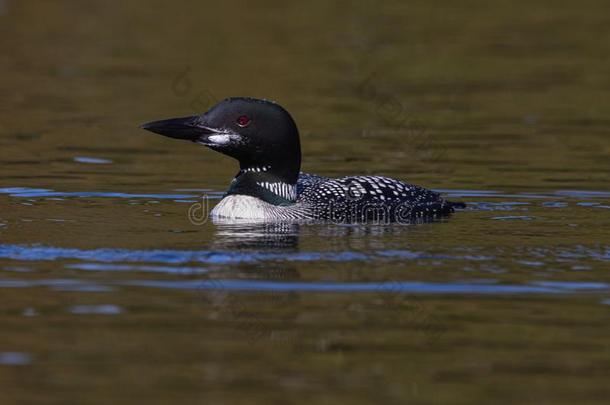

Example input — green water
[1,1,610,404]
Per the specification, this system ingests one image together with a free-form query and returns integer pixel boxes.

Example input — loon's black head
[141,97,301,204]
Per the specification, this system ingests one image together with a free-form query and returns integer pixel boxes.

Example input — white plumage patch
[206,133,241,145]
[211,195,306,220]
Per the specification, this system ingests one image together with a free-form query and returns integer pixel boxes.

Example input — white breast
[210,195,312,220]
[210,195,279,219]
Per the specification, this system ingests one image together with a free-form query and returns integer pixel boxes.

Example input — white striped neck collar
[226,170,297,205]
[255,181,297,202]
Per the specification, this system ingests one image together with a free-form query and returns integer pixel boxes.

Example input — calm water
[1,1,610,404]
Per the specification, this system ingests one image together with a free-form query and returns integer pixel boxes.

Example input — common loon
[141,97,464,222]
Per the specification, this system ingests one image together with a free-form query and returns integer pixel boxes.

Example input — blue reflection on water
[73,156,113,164]
[0,277,608,295]
[69,305,123,315]
[0,187,196,199]
[0,352,32,366]
[0,244,480,264]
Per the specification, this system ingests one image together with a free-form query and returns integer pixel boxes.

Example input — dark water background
[1,1,609,403]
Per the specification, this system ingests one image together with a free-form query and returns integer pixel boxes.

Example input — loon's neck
[226,168,297,206]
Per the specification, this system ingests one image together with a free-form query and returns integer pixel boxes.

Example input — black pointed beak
[140,116,214,141]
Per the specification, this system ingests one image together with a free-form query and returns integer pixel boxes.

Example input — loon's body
[142,98,463,223]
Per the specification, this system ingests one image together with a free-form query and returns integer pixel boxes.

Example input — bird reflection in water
[204,217,302,302]
[210,217,303,251]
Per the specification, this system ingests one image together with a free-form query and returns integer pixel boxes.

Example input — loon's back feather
[295,172,459,222]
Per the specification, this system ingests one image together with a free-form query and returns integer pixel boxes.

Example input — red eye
[236,115,251,127]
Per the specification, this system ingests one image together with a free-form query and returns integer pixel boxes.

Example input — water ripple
[0,244,478,265]
[0,187,196,200]
[69,305,123,315]
[0,352,32,366]
[73,156,113,164]
[0,278,608,295]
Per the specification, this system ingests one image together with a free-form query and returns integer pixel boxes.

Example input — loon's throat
[226,171,296,206]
